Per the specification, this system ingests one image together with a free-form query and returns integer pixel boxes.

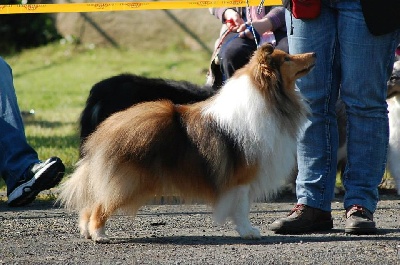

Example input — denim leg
[0,57,39,189]
[336,2,400,213]
[287,0,400,213]
[286,6,341,212]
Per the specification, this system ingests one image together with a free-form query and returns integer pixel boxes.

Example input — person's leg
[0,57,39,188]
[0,57,65,207]
[218,33,257,80]
[270,4,340,233]
[289,4,340,212]
[337,1,400,233]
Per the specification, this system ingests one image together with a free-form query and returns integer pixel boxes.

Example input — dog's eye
[277,57,290,66]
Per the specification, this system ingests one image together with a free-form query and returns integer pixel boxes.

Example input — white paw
[236,226,261,239]
[79,222,91,239]
[90,228,110,243]
[93,235,110,243]
[80,229,91,239]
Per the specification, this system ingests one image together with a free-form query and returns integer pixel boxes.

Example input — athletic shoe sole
[7,157,65,207]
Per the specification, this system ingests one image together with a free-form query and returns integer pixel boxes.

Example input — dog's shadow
[106,229,400,245]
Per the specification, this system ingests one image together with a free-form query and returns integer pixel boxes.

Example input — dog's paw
[93,235,111,244]
[90,228,110,243]
[80,229,91,239]
[236,226,261,239]
[79,220,90,239]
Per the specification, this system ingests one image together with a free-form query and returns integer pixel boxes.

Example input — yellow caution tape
[0,1,282,14]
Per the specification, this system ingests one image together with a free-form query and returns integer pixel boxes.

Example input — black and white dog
[79,74,216,147]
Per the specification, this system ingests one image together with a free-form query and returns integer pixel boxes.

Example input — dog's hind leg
[88,203,114,243]
[214,185,261,239]
[79,207,92,239]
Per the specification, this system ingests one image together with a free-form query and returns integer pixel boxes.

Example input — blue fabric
[245,25,260,45]
[287,0,400,213]
[0,57,39,190]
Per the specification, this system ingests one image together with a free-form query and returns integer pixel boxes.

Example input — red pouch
[291,0,321,19]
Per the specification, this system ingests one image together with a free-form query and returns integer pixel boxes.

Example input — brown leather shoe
[269,204,333,234]
[345,205,377,234]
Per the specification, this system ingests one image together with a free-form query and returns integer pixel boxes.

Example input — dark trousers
[218,30,288,81]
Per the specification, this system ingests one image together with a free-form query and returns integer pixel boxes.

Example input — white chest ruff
[203,75,300,200]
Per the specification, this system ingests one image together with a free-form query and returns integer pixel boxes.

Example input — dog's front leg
[230,185,261,239]
[214,185,261,239]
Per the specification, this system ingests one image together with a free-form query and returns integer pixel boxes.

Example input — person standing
[0,56,65,207]
[270,0,400,234]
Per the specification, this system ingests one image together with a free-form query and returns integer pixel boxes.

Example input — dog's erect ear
[259,43,276,69]
[261,43,275,55]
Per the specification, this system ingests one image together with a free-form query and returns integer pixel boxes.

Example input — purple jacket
[209,6,286,32]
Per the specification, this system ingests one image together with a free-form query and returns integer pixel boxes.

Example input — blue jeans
[286,0,400,212]
[0,57,39,190]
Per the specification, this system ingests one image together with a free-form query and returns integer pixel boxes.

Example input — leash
[210,0,269,69]
[257,0,266,15]
[246,0,268,48]
[216,0,267,52]
[210,21,235,64]
[215,21,235,51]
[207,0,269,85]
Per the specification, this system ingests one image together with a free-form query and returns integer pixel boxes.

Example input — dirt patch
[55,0,221,52]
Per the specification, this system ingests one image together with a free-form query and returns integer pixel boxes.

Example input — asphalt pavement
[1,191,399,265]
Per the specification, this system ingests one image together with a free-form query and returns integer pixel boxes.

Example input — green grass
[0,40,211,192]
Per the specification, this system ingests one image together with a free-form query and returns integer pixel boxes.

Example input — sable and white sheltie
[58,44,315,243]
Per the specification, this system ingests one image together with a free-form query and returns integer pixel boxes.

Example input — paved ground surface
[1,191,400,265]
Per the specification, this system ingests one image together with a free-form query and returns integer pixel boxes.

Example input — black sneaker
[7,157,65,207]
[269,204,333,234]
[345,205,377,234]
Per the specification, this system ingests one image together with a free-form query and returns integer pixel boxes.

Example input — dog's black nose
[311,52,317,58]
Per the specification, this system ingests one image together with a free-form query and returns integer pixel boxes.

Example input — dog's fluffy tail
[57,159,92,211]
